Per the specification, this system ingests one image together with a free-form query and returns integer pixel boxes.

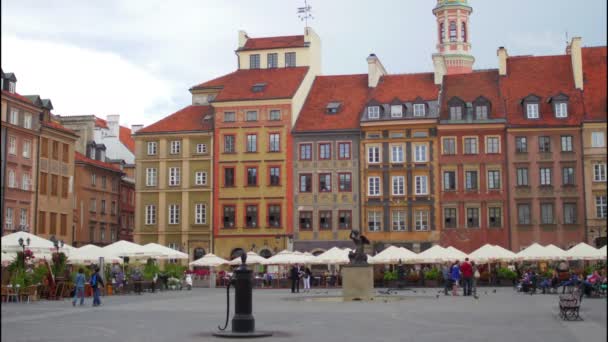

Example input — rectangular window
[249,54,260,69]
[594,163,607,181]
[5,208,14,231]
[9,109,18,125]
[450,106,462,120]
[196,143,207,154]
[517,168,529,186]
[442,137,456,155]
[561,136,573,152]
[51,175,58,196]
[7,170,15,188]
[486,137,500,154]
[368,177,381,196]
[540,168,552,186]
[299,211,312,230]
[476,105,488,120]
[223,206,235,228]
[319,211,332,230]
[168,204,180,225]
[61,177,68,198]
[50,213,57,235]
[392,176,405,195]
[465,171,478,190]
[415,210,429,231]
[464,137,478,154]
[246,134,257,152]
[146,168,157,186]
[40,173,48,195]
[8,136,16,155]
[90,198,96,213]
[246,205,258,228]
[487,170,501,189]
[269,133,280,152]
[52,141,59,160]
[392,210,406,231]
[269,167,280,186]
[591,131,606,147]
[391,145,404,163]
[367,146,380,163]
[527,103,539,118]
[338,142,351,159]
[223,112,236,122]
[195,171,208,185]
[101,176,107,189]
[111,201,117,215]
[269,110,281,121]
[415,175,428,195]
[488,207,502,228]
[555,102,568,118]
[170,141,181,155]
[518,204,531,224]
[22,140,31,159]
[224,135,235,153]
[368,211,382,232]
[169,167,181,186]
[299,174,312,192]
[285,52,296,67]
[562,167,575,185]
[466,208,479,228]
[338,173,352,192]
[391,105,403,117]
[563,203,577,224]
[246,167,258,186]
[21,172,31,191]
[147,142,157,155]
[38,211,45,234]
[101,200,106,214]
[414,144,427,162]
[319,143,331,160]
[444,208,457,228]
[541,203,554,224]
[267,53,278,68]
[339,210,352,230]
[539,136,551,153]
[443,171,456,191]
[41,138,48,158]
[413,104,426,117]
[299,144,312,160]
[596,196,607,219]
[367,106,380,119]
[268,205,281,227]
[62,144,69,163]
[515,137,528,153]
[319,173,332,192]
[246,110,258,121]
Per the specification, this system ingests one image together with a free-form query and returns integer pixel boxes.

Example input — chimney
[238,30,248,49]
[432,54,446,85]
[131,124,143,133]
[497,47,508,76]
[568,37,583,90]
[106,114,120,137]
[367,54,387,88]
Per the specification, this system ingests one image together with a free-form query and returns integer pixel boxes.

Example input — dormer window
[449,106,462,120]
[251,83,266,93]
[475,105,488,120]
[555,102,568,118]
[8,81,15,93]
[326,102,341,114]
[526,103,539,119]
[249,54,260,69]
[390,105,403,118]
[367,106,380,119]
[413,104,426,117]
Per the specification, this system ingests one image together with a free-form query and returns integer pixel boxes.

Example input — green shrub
[424,267,441,280]
[164,263,186,279]
[31,265,49,285]
[10,269,32,288]
[497,267,517,280]
[143,260,160,281]
[383,270,397,281]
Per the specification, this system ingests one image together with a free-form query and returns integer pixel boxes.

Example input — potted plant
[496,267,517,286]
[424,268,441,287]
[406,272,419,284]
[383,270,397,287]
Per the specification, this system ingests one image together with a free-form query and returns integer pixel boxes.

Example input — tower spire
[432,0,474,75]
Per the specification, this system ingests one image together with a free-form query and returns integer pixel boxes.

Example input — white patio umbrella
[1,251,16,265]
[189,253,229,267]
[468,244,514,263]
[598,245,607,257]
[141,243,189,260]
[68,244,123,264]
[261,250,294,265]
[1,231,55,253]
[445,246,468,260]
[516,243,550,261]
[417,245,455,263]
[229,251,267,265]
[369,246,418,264]
[290,251,316,264]
[564,242,605,260]
[102,240,159,259]
[310,247,354,265]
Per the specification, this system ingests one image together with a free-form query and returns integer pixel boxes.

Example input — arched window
[449,21,457,42]
[461,22,467,42]
[193,247,206,260]
[439,23,445,43]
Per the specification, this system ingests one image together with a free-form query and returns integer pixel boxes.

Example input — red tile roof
[119,126,135,153]
[500,54,585,127]
[74,151,122,173]
[95,117,109,129]
[294,74,369,132]
[240,35,306,51]
[136,105,214,134]
[440,70,504,119]
[368,73,439,103]
[1,90,39,108]
[42,120,78,136]
[191,67,309,102]
[582,46,607,121]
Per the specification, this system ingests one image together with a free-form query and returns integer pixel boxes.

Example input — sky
[1,0,606,128]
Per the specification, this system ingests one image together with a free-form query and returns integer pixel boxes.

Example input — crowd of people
[441,258,480,296]
[516,267,607,297]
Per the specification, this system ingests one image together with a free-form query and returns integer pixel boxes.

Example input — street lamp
[18,237,31,268]
[50,235,64,254]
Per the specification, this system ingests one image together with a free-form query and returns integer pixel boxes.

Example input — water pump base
[212,331,273,338]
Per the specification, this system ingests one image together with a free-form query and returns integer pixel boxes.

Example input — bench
[558,287,583,321]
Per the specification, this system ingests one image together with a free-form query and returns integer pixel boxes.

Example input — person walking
[451,260,461,296]
[91,267,105,307]
[472,261,480,296]
[442,262,452,296]
[303,266,312,292]
[72,268,86,306]
[290,264,300,293]
[460,258,473,296]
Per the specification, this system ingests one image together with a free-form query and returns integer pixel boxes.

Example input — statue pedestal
[341,265,373,301]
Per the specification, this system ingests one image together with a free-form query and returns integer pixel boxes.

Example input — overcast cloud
[1,0,606,127]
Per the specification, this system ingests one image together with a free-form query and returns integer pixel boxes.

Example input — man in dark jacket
[290,264,300,293]
[91,267,105,306]
[460,258,473,296]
